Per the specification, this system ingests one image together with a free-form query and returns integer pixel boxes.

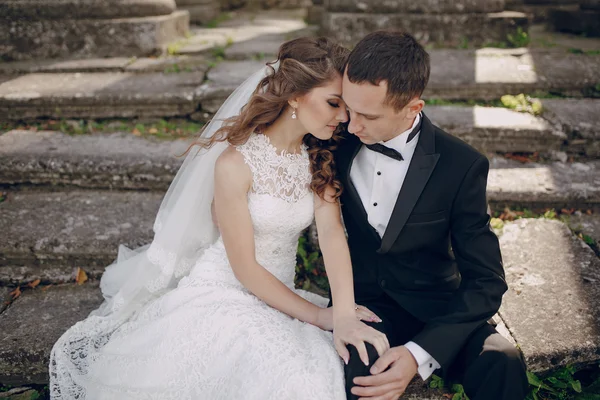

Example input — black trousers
[344,294,529,400]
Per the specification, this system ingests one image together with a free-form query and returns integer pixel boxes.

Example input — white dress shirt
[349,113,441,380]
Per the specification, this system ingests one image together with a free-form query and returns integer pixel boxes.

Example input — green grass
[507,27,530,48]
[295,232,329,294]
[568,48,600,56]
[1,119,204,140]
[204,12,231,28]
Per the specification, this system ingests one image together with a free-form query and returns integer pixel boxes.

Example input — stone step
[0,10,189,62]
[1,120,599,200]
[528,23,600,53]
[488,157,600,212]
[0,191,161,285]
[548,8,600,37]
[0,71,206,121]
[320,11,529,48]
[172,8,311,56]
[325,0,506,13]
[1,218,597,389]
[1,161,599,284]
[204,50,600,108]
[541,98,600,158]
[0,283,105,386]
[0,107,569,189]
[506,2,580,22]
[1,50,598,121]
[498,218,600,372]
[177,0,220,25]
[566,213,600,252]
[0,130,190,190]
[0,55,209,75]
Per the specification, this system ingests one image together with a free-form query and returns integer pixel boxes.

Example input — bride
[49,37,389,399]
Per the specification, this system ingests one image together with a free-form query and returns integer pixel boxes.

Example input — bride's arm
[313,189,355,320]
[214,147,324,327]
[314,189,390,365]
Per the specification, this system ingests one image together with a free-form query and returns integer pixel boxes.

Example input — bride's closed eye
[327,100,341,108]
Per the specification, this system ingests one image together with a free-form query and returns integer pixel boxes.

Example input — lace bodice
[192,133,314,287]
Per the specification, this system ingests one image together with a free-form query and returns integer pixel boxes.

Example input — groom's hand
[351,345,417,400]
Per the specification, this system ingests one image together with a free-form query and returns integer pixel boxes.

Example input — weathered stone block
[487,158,600,211]
[321,11,529,48]
[0,190,161,283]
[0,130,189,190]
[325,0,505,14]
[0,10,189,61]
[522,0,580,4]
[220,0,247,10]
[0,71,205,120]
[567,213,600,250]
[507,3,579,23]
[498,219,600,372]
[0,0,176,20]
[427,105,564,154]
[306,4,325,25]
[182,4,220,24]
[176,0,220,24]
[541,99,600,157]
[548,9,600,37]
[0,284,104,385]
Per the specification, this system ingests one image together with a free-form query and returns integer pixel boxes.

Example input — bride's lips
[326,124,338,130]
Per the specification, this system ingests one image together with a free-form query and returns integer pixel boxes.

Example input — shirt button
[377,171,382,175]
[373,202,378,207]
[380,279,386,288]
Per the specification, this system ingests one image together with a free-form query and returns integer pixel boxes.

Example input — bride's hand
[333,315,390,366]
[315,305,382,331]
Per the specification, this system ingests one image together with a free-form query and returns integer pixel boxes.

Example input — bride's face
[295,75,349,140]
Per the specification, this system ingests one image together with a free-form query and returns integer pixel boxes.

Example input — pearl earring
[291,108,297,119]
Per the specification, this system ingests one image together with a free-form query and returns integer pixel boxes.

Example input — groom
[335,31,529,400]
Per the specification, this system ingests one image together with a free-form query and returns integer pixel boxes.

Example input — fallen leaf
[27,279,41,289]
[148,127,158,134]
[41,284,53,292]
[9,287,21,300]
[75,268,88,285]
[132,128,142,136]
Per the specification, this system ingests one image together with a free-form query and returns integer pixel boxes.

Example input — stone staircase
[1,7,599,400]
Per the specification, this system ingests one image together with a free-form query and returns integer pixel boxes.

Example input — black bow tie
[365,116,422,162]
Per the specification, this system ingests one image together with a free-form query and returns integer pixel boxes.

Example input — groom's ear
[405,98,425,119]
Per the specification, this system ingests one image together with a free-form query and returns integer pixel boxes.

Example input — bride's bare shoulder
[215,145,252,186]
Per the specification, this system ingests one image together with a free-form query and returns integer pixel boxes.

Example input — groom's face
[342,71,413,144]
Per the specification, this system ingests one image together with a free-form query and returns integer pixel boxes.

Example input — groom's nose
[348,117,363,135]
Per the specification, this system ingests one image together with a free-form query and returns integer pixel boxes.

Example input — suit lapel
[378,114,440,254]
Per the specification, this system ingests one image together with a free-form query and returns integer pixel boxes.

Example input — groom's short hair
[346,31,430,111]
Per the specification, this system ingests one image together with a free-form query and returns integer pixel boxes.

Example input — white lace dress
[49,133,346,400]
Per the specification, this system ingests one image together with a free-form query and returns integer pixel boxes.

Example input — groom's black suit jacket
[335,113,507,371]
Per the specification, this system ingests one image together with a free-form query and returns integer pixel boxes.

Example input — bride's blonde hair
[187,37,349,201]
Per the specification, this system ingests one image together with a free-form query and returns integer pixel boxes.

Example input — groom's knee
[345,342,380,379]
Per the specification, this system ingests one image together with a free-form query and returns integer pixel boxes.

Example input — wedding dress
[49,132,346,399]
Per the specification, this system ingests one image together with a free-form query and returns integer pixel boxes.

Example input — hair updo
[190,36,349,201]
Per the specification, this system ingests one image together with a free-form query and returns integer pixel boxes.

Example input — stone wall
[176,0,220,24]
[320,0,529,48]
